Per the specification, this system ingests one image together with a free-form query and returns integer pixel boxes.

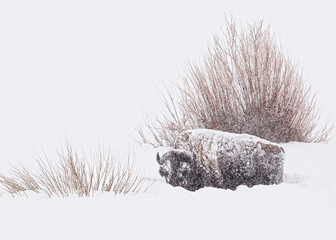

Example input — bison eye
[182,170,188,177]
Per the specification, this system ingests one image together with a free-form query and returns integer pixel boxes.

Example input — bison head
[156,150,202,191]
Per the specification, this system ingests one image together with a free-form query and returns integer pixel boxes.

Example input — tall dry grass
[137,18,333,147]
[0,144,150,197]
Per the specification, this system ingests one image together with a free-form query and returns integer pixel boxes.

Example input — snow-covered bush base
[157,129,285,190]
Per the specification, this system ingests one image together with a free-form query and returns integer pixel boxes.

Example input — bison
[157,129,285,191]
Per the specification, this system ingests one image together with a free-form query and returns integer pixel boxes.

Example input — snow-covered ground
[1,142,335,240]
[1,0,336,239]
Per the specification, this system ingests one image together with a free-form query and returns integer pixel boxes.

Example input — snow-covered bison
[157,129,285,191]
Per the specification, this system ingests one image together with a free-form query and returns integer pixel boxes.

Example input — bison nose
[159,168,168,177]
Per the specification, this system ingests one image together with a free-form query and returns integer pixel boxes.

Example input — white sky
[0,0,335,165]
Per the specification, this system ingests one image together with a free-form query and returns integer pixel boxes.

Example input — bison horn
[156,152,162,165]
[192,151,197,160]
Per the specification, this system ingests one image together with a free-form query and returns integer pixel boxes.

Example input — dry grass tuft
[0,144,151,197]
[137,17,334,147]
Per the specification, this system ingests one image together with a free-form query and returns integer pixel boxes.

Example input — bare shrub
[137,18,333,147]
[0,144,151,197]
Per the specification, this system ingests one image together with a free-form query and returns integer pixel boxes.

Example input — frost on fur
[157,129,285,191]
